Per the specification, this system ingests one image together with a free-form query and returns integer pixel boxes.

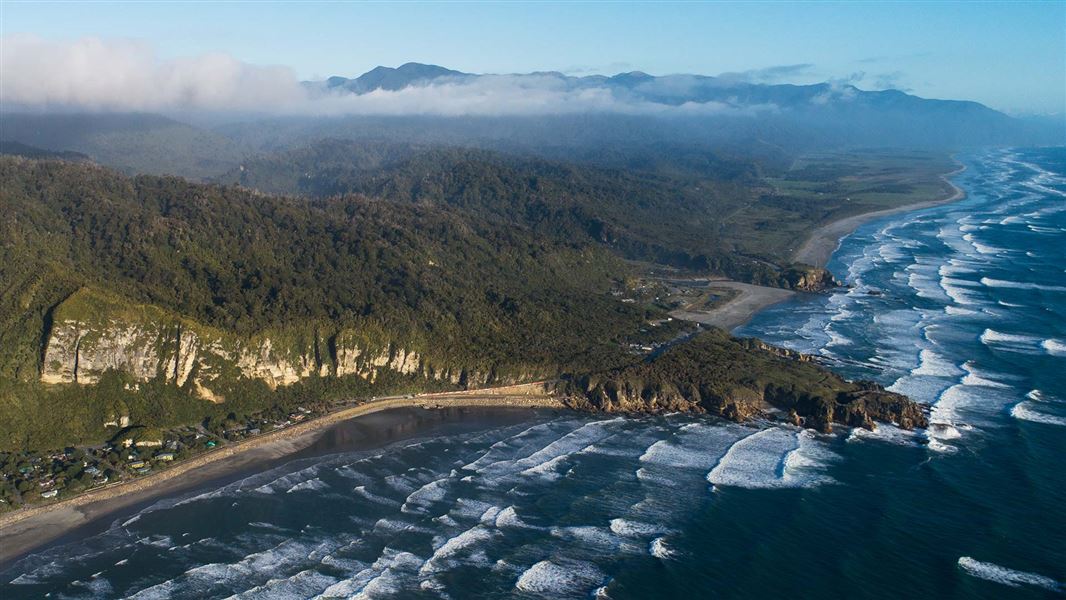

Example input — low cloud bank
[2,35,304,112]
[1,35,773,117]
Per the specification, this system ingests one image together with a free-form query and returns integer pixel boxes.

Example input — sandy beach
[0,166,969,567]
[0,387,562,565]
[666,164,966,332]
[669,280,796,331]
[792,165,967,268]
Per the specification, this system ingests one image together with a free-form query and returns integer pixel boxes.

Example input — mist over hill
[285,62,1058,151]
[2,62,1059,181]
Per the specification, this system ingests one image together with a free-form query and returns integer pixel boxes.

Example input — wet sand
[0,392,563,566]
[792,166,966,268]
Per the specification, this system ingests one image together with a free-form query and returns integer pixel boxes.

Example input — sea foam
[515,559,607,596]
[707,428,836,489]
[957,557,1062,591]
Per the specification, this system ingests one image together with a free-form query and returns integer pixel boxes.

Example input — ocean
[2,147,1063,599]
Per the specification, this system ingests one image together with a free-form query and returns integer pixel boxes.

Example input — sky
[1,1,1063,115]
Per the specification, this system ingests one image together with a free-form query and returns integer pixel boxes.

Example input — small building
[128,460,146,469]
[41,489,58,499]
[154,453,175,461]
[134,466,151,475]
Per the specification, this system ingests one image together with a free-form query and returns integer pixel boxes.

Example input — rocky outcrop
[560,329,928,433]
[564,372,926,433]
[783,265,840,292]
[742,338,813,362]
[38,288,508,401]
[767,383,928,433]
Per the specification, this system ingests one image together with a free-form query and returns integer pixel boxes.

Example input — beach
[669,280,796,331]
[5,148,1059,599]
[0,165,969,569]
[792,165,966,268]
[666,164,966,332]
[0,388,563,565]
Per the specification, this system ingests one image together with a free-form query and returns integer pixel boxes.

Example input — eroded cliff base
[559,329,928,433]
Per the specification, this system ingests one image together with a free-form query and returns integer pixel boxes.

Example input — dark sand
[0,403,564,568]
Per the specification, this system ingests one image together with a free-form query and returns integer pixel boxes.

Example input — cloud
[870,71,912,92]
[561,61,633,75]
[1,35,306,112]
[810,72,863,105]
[0,35,773,117]
[310,74,773,117]
[717,63,815,84]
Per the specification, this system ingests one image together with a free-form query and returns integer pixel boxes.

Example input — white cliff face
[174,329,199,387]
[40,322,82,384]
[335,344,362,377]
[389,348,422,375]
[234,337,319,389]
[39,315,462,401]
[41,321,160,385]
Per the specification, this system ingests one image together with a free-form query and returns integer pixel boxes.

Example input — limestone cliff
[39,288,509,400]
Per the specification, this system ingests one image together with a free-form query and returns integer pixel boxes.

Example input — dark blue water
[2,148,1063,599]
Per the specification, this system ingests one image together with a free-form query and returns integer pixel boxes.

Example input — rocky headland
[559,329,927,433]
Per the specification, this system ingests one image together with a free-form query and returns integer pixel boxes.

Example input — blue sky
[3,1,1063,114]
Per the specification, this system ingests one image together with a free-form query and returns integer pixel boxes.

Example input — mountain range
[314,61,1004,118]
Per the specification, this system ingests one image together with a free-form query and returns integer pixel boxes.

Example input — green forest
[0,156,657,449]
[0,143,946,452]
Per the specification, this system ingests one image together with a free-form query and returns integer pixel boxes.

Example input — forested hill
[0,156,649,382]
[218,140,817,286]
[0,157,929,451]
[0,140,91,162]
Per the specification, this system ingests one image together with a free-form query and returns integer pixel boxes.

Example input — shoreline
[0,165,970,567]
[792,164,967,268]
[668,280,797,332]
[668,163,967,332]
[0,389,563,565]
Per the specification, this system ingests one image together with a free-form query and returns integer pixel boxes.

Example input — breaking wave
[957,557,1062,591]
